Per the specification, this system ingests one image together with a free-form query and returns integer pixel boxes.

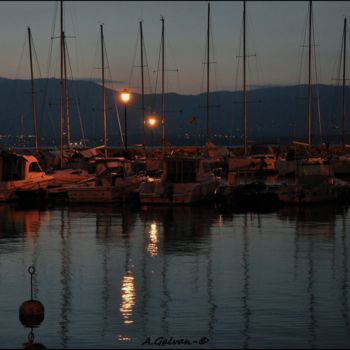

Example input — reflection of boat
[0,151,53,201]
[277,202,342,226]
[139,156,219,205]
[277,163,349,204]
[140,205,216,254]
[0,204,51,239]
[66,158,142,203]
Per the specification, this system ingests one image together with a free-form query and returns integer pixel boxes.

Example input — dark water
[0,202,350,349]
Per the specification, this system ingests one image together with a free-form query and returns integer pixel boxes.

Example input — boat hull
[140,180,218,205]
[67,180,140,204]
[0,177,53,202]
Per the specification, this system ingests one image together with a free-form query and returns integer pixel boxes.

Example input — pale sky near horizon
[0,1,350,94]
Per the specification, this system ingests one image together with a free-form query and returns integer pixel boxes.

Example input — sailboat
[136,19,162,175]
[276,161,349,204]
[0,28,54,202]
[46,1,92,188]
[64,24,143,203]
[328,17,350,175]
[227,0,277,181]
[139,9,220,205]
[276,0,325,177]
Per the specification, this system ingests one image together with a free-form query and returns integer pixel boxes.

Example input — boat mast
[63,30,71,147]
[140,20,146,151]
[161,16,165,155]
[60,0,64,168]
[342,17,347,146]
[243,0,248,156]
[307,0,312,147]
[206,2,211,147]
[27,27,39,152]
[100,24,107,157]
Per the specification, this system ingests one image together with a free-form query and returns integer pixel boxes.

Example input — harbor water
[0,202,350,348]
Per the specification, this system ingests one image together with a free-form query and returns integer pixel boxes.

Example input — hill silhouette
[0,77,348,147]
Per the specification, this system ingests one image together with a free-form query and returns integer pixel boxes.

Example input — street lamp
[147,116,158,147]
[147,116,157,127]
[121,89,131,150]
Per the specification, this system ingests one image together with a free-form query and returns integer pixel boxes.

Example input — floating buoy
[19,300,45,328]
[19,266,45,328]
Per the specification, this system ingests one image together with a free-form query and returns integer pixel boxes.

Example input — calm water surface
[0,202,350,349]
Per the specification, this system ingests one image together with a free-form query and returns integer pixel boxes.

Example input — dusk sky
[1,1,350,94]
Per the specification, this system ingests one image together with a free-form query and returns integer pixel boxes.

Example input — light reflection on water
[120,271,136,325]
[147,222,159,257]
[0,203,349,348]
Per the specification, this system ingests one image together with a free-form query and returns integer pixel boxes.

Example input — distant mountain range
[0,77,348,147]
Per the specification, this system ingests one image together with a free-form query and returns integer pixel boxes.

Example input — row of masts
[25,1,348,163]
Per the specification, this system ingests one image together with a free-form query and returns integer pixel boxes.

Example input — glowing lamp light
[121,89,130,103]
[147,117,157,127]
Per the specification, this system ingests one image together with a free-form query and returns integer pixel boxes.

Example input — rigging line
[68,2,82,78]
[38,2,58,142]
[128,25,140,90]
[105,47,124,146]
[164,30,180,93]
[32,35,43,80]
[235,16,243,91]
[246,13,258,86]
[143,38,154,124]
[105,49,124,146]
[296,7,309,88]
[331,23,347,142]
[293,4,309,138]
[14,33,27,80]
[210,22,222,138]
[113,98,124,147]
[151,31,162,114]
[143,34,153,103]
[312,19,322,143]
[66,39,87,146]
[199,51,206,139]
[329,43,343,142]
[89,30,101,142]
[31,33,45,138]
[39,40,56,142]
[9,32,27,135]
[198,20,208,139]
[106,51,123,146]
[231,13,244,140]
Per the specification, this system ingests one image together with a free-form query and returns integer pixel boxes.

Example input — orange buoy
[19,266,45,328]
[19,300,45,328]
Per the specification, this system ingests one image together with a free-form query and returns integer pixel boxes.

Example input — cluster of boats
[2,1,347,209]
[1,142,350,208]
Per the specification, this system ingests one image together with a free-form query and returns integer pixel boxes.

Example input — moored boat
[277,163,349,204]
[0,150,53,201]
[228,144,277,176]
[65,157,143,203]
[139,156,220,205]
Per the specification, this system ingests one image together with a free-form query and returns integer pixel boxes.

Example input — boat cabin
[164,157,212,183]
[0,151,44,182]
